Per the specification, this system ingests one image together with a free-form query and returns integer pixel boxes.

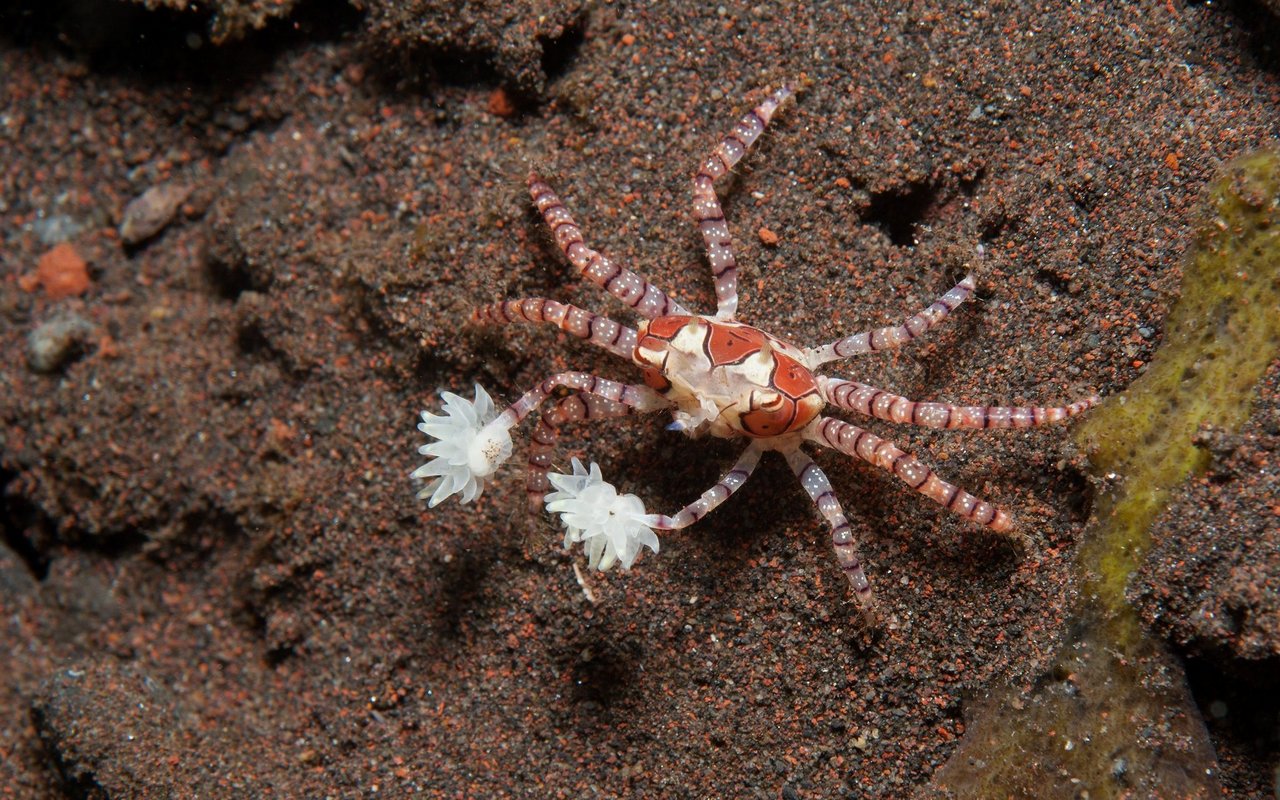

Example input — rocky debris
[26,243,91,300]
[130,0,302,43]
[26,314,97,373]
[362,0,586,97]
[1132,360,1280,667]
[119,184,192,246]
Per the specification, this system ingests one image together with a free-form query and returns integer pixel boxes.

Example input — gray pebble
[120,184,191,245]
[27,313,96,373]
[31,213,85,245]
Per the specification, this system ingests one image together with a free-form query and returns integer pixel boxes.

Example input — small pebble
[487,88,517,118]
[27,313,96,372]
[31,213,85,245]
[34,242,91,299]
[758,226,779,246]
[120,184,192,245]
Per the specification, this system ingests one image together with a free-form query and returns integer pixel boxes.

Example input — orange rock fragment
[267,418,296,448]
[758,226,779,246]
[35,243,91,299]
[488,87,517,118]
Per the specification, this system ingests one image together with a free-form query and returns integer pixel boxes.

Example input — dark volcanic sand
[2,1,1278,797]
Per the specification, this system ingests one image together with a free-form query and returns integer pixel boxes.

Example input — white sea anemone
[412,384,514,507]
[545,458,659,571]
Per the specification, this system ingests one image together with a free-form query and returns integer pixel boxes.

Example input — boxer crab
[412,86,1096,615]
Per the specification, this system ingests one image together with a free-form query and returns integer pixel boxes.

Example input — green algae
[1075,149,1280,639]
[934,150,1280,798]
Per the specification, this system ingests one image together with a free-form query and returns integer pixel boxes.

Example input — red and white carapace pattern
[468,86,1097,616]
[633,315,824,440]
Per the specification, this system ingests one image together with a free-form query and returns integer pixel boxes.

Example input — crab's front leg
[525,392,638,512]
[542,444,765,573]
[501,372,670,427]
[411,373,669,508]
[643,443,763,530]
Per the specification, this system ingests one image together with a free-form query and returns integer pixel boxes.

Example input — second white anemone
[545,458,659,572]
[412,383,514,507]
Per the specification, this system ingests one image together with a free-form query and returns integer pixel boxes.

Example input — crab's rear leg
[529,175,690,319]
[819,376,1098,429]
[694,86,792,320]
[526,392,637,511]
[473,298,639,361]
[782,447,876,617]
[806,275,975,367]
[807,416,1015,534]
[642,443,763,530]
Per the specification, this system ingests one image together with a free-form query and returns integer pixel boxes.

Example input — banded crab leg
[805,275,976,367]
[530,174,690,319]
[473,298,639,361]
[642,443,763,530]
[782,447,875,615]
[495,372,671,433]
[693,85,793,321]
[411,375,667,511]
[806,416,1014,534]
[526,392,637,511]
[818,375,1099,430]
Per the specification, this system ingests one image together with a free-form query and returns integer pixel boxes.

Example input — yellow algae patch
[935,150,1280,799]
[1074,149,1280,638]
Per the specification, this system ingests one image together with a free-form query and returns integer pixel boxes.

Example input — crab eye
[739,391,797,437]
[753,390,784,410]
[633,339,669,372]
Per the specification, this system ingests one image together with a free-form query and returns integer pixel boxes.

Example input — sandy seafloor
[1,0,1277,797]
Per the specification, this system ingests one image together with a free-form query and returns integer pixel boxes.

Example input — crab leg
[473,298,639,361]
[526,393,636,511]
[693,85,793,321]
[643,443,763,530]
[807,416,1013,532]
[806,275,975,366]
[782,447,874,612]
[496,372,671,433]
[819,376,1098,430]
[530,174,690,319]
